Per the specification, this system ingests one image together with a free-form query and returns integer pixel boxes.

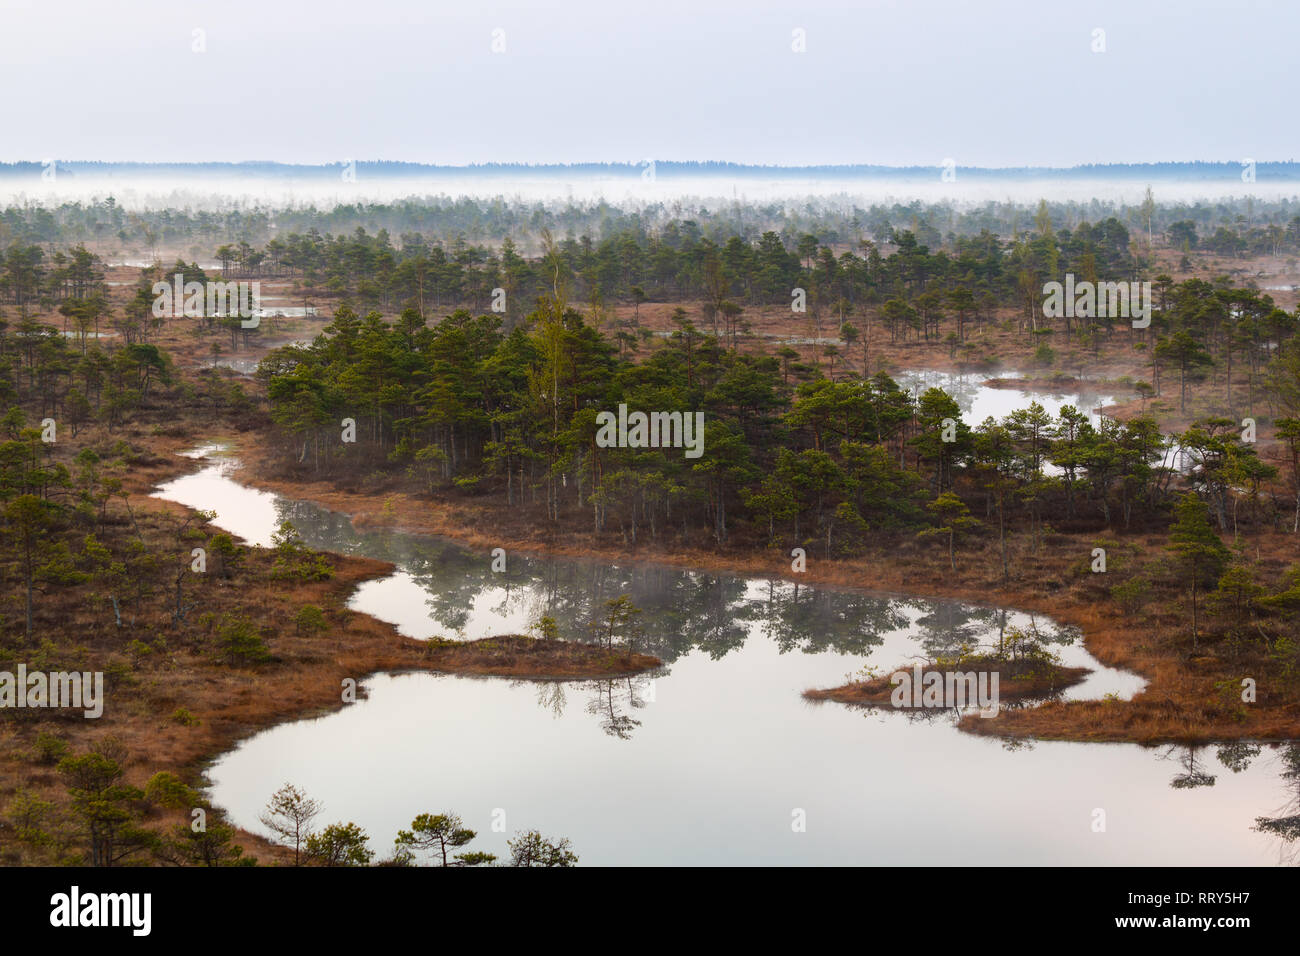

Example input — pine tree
[918,492,982,572]
[1167,493,1231,649]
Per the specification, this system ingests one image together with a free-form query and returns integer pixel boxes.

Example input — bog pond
[149,370,1298,865]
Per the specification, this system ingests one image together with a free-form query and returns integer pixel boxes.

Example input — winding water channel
[149,373,1299,865]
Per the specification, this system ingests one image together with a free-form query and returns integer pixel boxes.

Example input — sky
[0,0,1294,168]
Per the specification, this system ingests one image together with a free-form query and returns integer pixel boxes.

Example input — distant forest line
[2,192,1300,265]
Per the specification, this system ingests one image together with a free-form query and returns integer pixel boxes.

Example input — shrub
[1110,576,1151,614]
[145,771,196,809]
[507,830,578,867]
[530,616,559,641]
[295,605,329,636]
[305,822,373,867]
[270,522,333,582]
[31,732,69,766]
[215,616,272,666]
[127,639,154,665]
[5,788,57,848]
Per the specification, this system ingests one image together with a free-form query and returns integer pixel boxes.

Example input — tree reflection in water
[584,679,649,740]
[1249,743,1300,864]
[522,676,653,740]
[280,499,1083,669]
[534,681,566,719]
[1159,742,1300,864]
[1162,745,1217,790]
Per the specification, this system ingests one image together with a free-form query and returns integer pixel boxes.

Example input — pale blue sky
[0,0,1292,166]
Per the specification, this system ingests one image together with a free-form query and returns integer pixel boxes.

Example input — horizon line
[1,159,1298,173]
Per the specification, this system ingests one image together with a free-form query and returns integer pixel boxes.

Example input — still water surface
[152,439,1296,865]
